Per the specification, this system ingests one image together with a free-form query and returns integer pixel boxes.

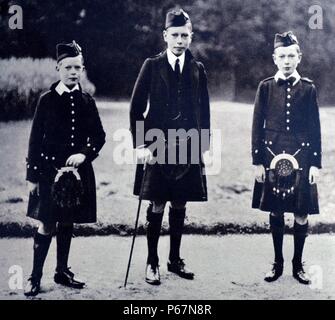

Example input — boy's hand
[135,147,153,165]
[309,166,319,184]
[254,165,265,183]
[28,181,39,196]
[66,153,86,167]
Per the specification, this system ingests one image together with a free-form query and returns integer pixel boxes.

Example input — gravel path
[1,234,334,300]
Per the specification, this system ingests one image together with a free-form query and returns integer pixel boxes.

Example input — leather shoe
[24,276,41,297]
[145,263,161,285]
[293,262,311,285]
[54,268,85,289]
[264,262,283,282]
[167,258,194,280]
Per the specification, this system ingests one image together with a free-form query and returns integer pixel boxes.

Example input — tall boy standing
[130,9,210,285]
[252,31,321,284]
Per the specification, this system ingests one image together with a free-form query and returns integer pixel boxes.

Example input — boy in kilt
[252,31,322,285]
[24,41,106,296]
[129,9,210,285]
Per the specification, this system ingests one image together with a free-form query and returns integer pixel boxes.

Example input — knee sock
[146,204,163,266]
[56,224,74,273]
[31,232,52,280]
[293,221,308,267]
[269,214,285,264]
[168,207,186,263]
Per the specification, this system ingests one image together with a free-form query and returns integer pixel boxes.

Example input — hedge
[0,58,96,121]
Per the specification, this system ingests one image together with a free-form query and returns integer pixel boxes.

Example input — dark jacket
[252,76,321,168]
[129,50,210,201]
[251,76,321,214]
[26,81,106,223]
[130,50,210,151]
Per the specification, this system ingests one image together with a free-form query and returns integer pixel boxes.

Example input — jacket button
[70,96,73,99]
[71,143,75,147]
[34,166,37,170]
[314,152,317,156]
[287,95,291,99]
[72,127,75,130]
[302,143,305,146]
[286,119,290,123]
[287,88,291,92]
[286,126,290,131]
[52,157,55,160]
[286,103,291,107]
[286,111,290,115]
[71,103,75,106]
[71,110,75,114]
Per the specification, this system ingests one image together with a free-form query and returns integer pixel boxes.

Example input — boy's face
[56,56,84,88]
[163,25,193,56]
[273,45,302,77]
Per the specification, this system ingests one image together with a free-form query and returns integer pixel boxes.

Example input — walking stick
[124,161,148,287]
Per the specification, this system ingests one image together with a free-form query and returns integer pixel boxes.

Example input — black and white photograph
[0,0,334,307]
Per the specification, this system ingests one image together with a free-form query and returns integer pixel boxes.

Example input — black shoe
[167,258,194,280]
[264,262,283,282]
[24,276,41,297]
[293,262,311,285]
[54,268,85,289]
[145,263,161,285]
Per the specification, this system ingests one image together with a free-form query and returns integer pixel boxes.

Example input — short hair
[274,44,301,55]
[57,54,84,66]
[165,22,192,32]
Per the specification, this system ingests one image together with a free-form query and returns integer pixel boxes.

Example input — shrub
[0,58,96,121]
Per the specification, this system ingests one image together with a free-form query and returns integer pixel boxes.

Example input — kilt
[133,162,207,202]
[252,131,319,215]
[27,161,97,224]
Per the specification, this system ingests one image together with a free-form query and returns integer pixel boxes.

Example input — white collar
[274,70,301,86]
[167,49,185,72]
[55,81,80,96]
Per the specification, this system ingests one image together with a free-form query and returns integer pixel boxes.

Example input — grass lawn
[0,100,335,236]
